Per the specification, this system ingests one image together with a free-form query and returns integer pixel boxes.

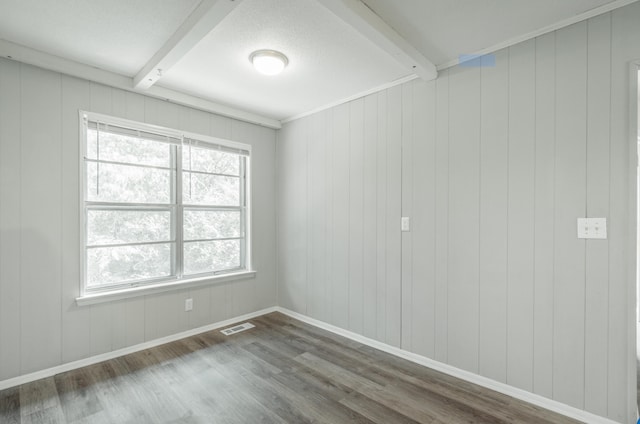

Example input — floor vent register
[220,322,255,336]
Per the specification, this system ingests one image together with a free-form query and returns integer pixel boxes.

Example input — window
[80,111,251,296]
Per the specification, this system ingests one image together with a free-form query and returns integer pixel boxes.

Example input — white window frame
[77,111,253,304]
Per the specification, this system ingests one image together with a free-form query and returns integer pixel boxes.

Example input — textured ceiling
[0,0,632,123]
[362,0,621,66]
[159,0,409,120]
[0,0,199,75]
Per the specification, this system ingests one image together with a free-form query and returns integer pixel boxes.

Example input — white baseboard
[275,307,621,424]
[0,306,278,392]
[0,305,623,424]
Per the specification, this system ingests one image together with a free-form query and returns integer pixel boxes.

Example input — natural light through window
[80,111,251,296]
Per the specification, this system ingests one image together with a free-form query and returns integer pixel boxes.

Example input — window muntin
[81,112,250,294]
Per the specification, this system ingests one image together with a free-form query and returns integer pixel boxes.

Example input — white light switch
[401,217,410,232]
[577,218,607,239]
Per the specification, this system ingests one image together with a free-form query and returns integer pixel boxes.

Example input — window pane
[87,210,171,246]
[86,129,171,167]
[87,127,97,159]
[87,243,172,287]
[87,162,172,204]
[183,240,240,275]
[183,146,240,176]
[182,173,240,206]
[183,210,240,241]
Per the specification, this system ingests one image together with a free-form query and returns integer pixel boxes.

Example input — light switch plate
[577,218,607,239]
[401,217,410,232]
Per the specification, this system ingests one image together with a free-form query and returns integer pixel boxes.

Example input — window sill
[75,270,256,307]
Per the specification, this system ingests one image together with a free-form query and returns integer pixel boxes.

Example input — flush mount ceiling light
[249,50,288,76]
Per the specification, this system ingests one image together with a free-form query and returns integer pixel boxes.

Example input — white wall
[0,59,277,381]
[276,4,640,423]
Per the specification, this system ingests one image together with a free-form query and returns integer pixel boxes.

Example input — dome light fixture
[250,50,288,76]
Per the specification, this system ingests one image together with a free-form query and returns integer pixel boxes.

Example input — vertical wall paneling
[409,80,437,358]
[434,69,450,363]
[478,49,509,383]
[200,285,225,327]
[2,3,639,421]
[0,59,22,380]
[324,110,335,328]
[362,95,378,339]
[331,104,350,329]
[584,13,611,417]
[231,121,260,317]
[401,82,414,350]
[506,39,536,392]
[308,110,329,322]
[608,3,640,422]
[230,120,277,317]
[187,108,213,135]
[257,116,278,314]
[209,282,232,325]
[276,119,308,313]
[224,119,276,322]
[124,91,146,123]
[553,21,588,409]
[348,99,365,334]
[154,289,190,339]
[20,65,63,373]
[117,296,146,349]
[375,90,388,343]
[447,63,481,373]
[385,86,402,348]
[533,31,557,399]
[210,114,233,139]
[276,6,640,422]
[60,76,92,363]
[0,59,277,387]
[628,65,639,424]
[304,113,316,321]
[111,88,127,117]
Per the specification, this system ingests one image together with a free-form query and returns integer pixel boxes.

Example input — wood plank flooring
[0,312,582,423]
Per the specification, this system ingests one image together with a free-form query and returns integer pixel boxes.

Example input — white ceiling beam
[316,0,437,81]
[0,39,281,129]
[133,0,243,90]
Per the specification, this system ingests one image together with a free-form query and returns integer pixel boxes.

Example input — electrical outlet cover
[577,217,607,239]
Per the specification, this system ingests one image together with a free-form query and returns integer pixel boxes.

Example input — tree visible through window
[81,112,250,294]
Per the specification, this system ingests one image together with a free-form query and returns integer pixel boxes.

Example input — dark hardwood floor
[0,312,582,423]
